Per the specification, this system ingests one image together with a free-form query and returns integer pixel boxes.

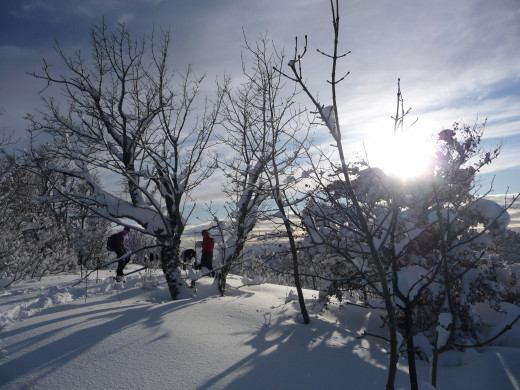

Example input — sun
[369,131,435,180]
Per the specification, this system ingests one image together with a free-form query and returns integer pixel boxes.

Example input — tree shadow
[0,276,258,388]
[197,303,404,389]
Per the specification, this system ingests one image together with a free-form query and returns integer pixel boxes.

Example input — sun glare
[369,131,435,180]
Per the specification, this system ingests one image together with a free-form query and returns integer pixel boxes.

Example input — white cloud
[2,0,519,201]
[480,148,520,174]
[19,0,54,14]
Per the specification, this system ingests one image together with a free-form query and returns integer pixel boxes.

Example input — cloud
[480,147,520,174]
[1,0,519,203]
[20,0,53,13]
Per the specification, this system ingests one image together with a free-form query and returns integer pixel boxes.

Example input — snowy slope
[1,265,519,390]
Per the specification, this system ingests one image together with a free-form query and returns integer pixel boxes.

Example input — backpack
[106,233,118,251]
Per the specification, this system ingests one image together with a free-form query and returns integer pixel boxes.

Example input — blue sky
[1,0,519,203]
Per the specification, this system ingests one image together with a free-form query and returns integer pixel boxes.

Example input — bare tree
[275,1,399,387]
[247,35,312,323]
[212,44,271,295]
[214,34,311,322]
[26,21,223,300]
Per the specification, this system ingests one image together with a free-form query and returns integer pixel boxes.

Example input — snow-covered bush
[300,121,518,353]
[0,155,107,286]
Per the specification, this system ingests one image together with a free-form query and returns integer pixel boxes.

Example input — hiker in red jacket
[201,230,214,276]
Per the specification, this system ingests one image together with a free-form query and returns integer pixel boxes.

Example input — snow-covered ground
[1,265,519,390]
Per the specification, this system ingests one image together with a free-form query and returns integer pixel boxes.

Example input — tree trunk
[282,215,309,324]
[217,239,246,296]
[404,306,419,390]
[217,219,250,296]
[217,260,231,296]
[431,334,440,388]
[160,237,182,300]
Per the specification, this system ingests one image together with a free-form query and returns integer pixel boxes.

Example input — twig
[357,330,390,343]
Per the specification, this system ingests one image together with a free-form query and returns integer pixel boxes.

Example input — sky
[1,0,519,213]
[1,269,519,389]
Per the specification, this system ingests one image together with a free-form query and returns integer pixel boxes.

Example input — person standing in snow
[200,230,214,276]
[114,226,131,281]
